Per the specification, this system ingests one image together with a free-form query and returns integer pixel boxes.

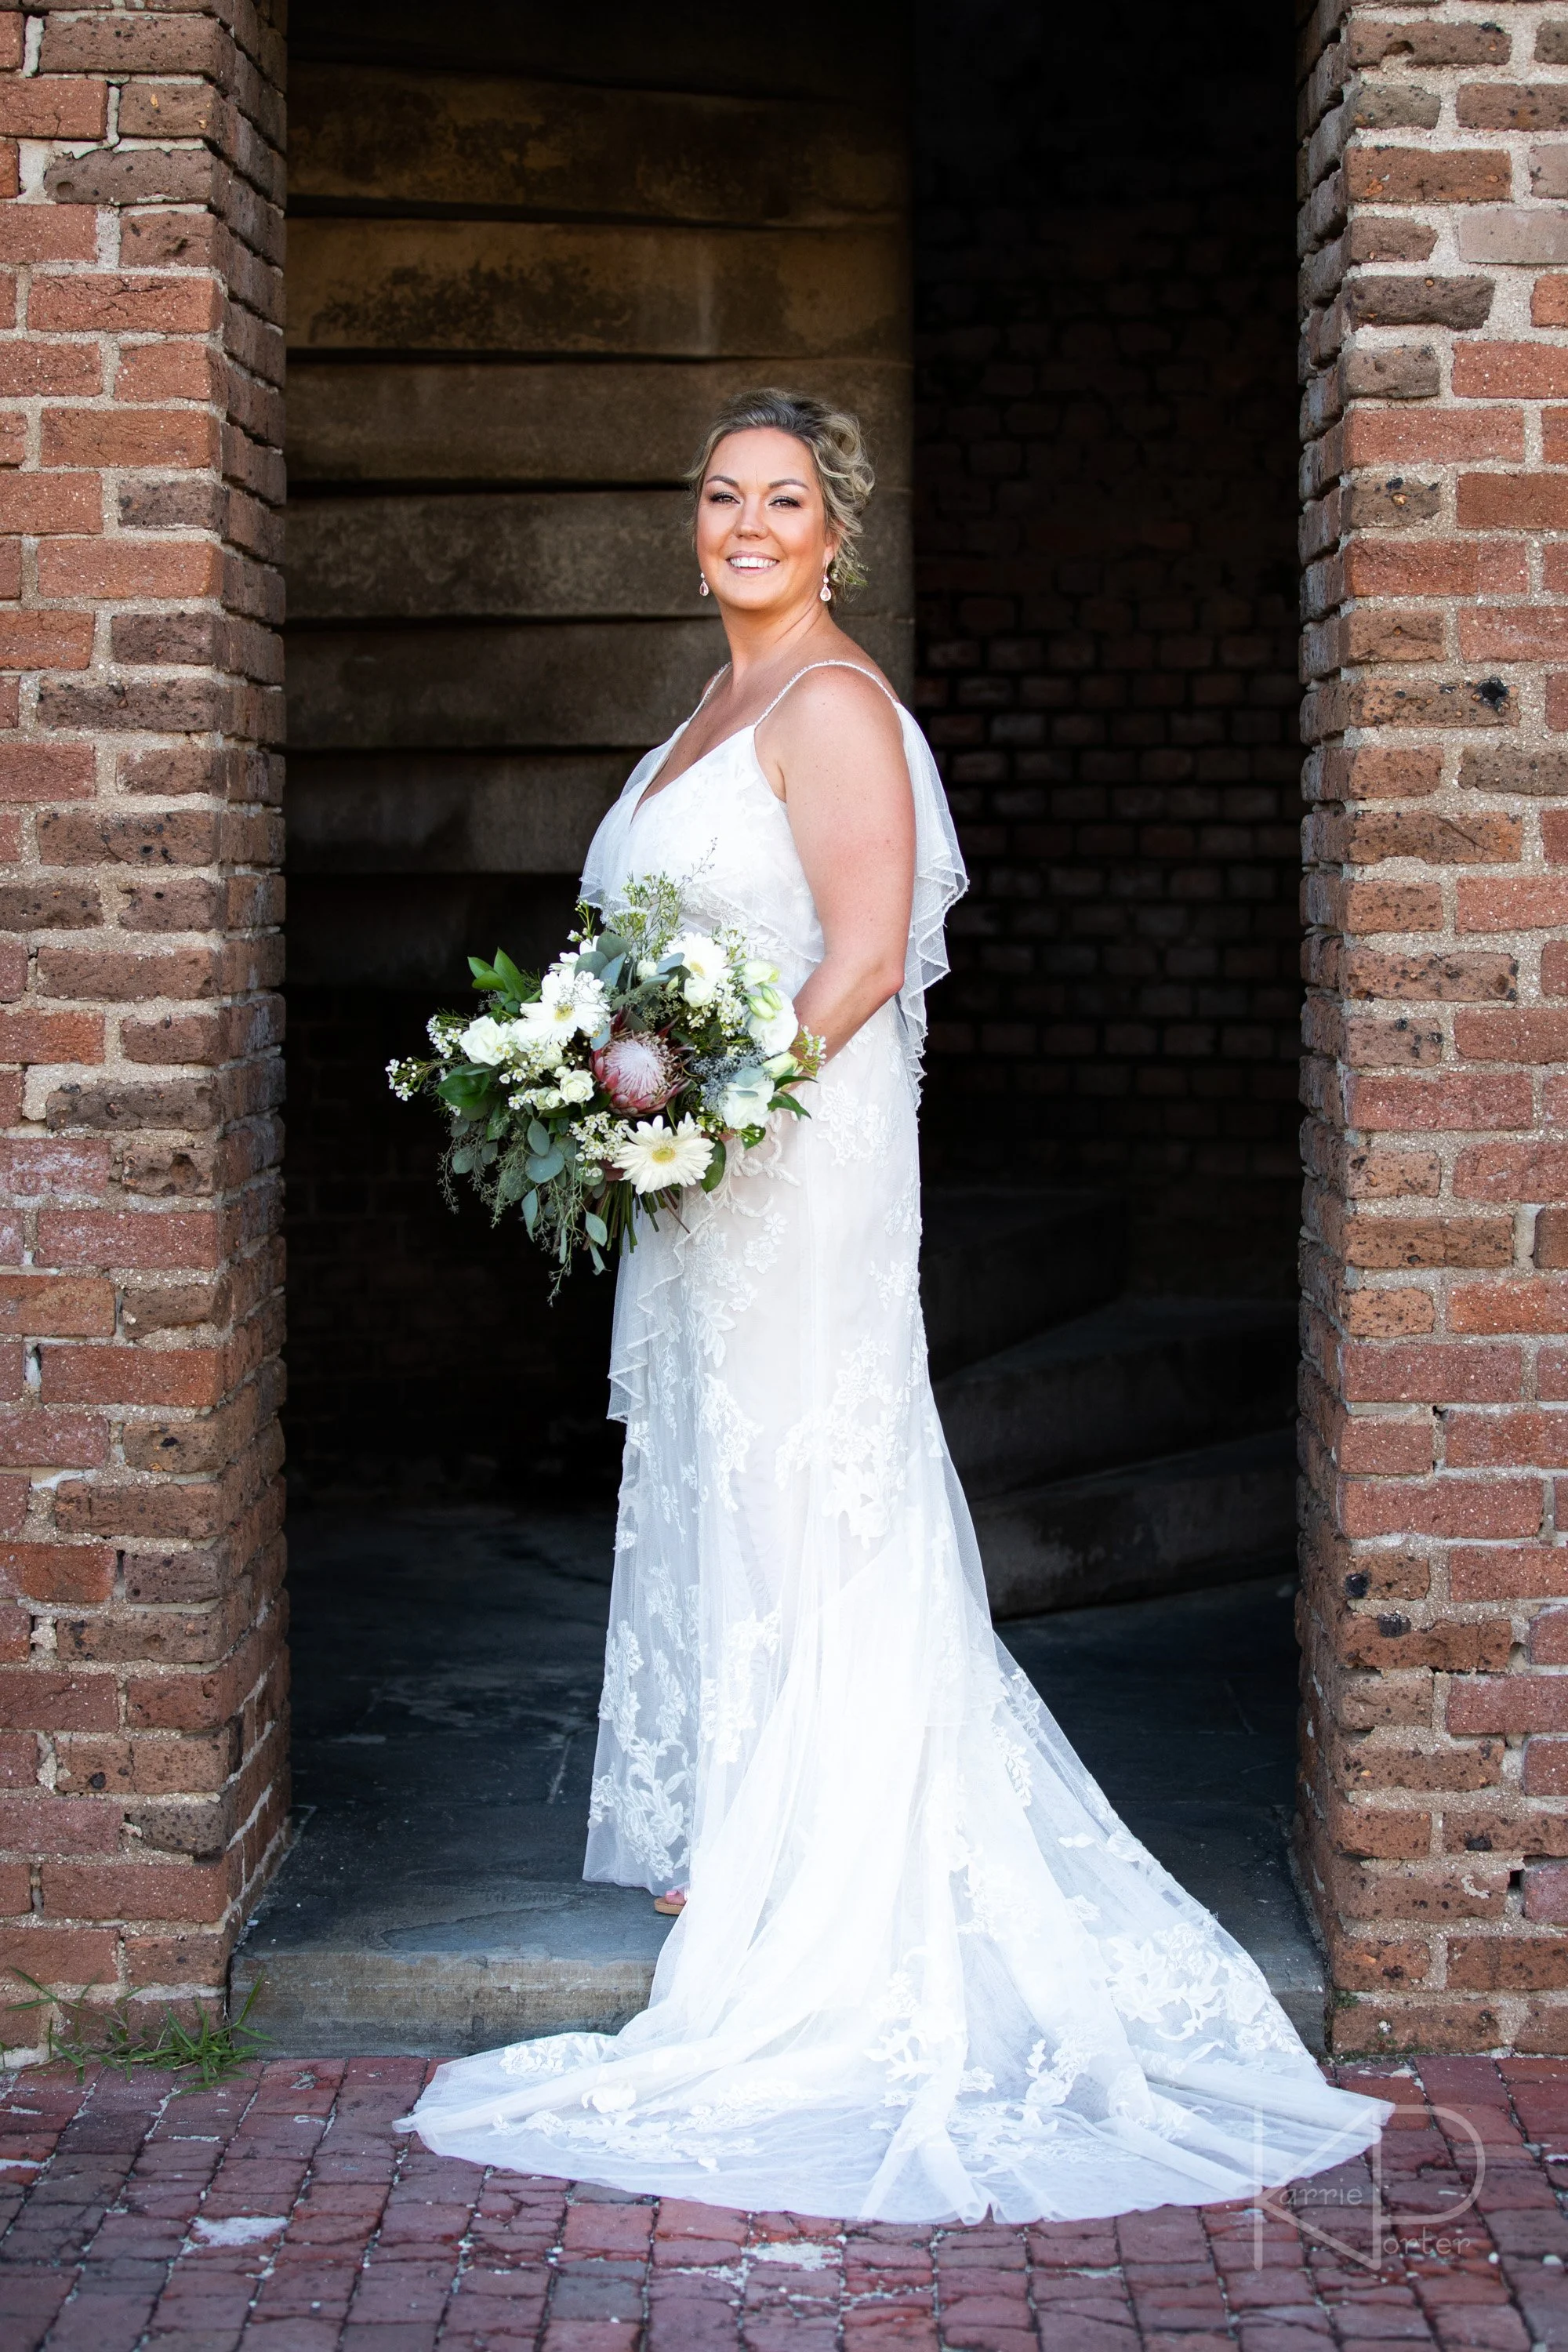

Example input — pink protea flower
[593,1026,684,1114]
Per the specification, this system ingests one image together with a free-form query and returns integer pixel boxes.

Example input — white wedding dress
[405,663,1389,2222]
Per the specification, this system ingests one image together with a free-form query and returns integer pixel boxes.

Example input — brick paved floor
[5,2054,1568,2350]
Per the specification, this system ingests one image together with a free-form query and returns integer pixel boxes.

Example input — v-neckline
[629,718,753,828]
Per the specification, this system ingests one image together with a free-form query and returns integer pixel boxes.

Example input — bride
[403,390,1389,2222]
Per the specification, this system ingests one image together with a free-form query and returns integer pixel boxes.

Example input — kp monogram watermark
[1247,2103,1486,2273]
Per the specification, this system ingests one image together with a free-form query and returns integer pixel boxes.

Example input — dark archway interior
[242,0,1323,2055]
[281,0,1300,1501]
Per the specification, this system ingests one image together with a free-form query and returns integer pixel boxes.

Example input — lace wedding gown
[405,663,1389,2222]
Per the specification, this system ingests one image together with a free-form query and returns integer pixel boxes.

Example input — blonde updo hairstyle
[687,387,874,598]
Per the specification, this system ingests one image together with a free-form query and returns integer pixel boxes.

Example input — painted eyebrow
[705,474,811,491]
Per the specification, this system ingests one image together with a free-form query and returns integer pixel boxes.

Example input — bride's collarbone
[659,655,895,801]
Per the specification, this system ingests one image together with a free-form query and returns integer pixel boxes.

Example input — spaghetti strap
[754,659,900,729]
[687,665,729,724]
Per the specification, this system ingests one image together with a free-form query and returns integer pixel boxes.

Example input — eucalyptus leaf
[451,1148,474,1175]
[522,1188,539,1234]
[527,1148,564,1182]
[527,1120,550,1155]
[584,1210,609,1247]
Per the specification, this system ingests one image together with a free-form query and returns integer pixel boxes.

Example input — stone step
[920,1185,1126,1379]
[937,1294,1297,1495]
[231,1855,1323,2062]
[232,1879,671,2061]
[975,1426,1298,1621]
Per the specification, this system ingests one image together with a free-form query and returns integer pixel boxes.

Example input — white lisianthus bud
[746,985,799,1058]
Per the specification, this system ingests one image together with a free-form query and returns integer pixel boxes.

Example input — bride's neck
[719,597,840,692]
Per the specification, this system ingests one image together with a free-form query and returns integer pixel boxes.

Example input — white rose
[557,1067,594,1105]
[459,1015,512,1065]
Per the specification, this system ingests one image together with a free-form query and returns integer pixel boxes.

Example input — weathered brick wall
[0,0,285,2038]
[914,0,1304,1294]
[1297,0,1568,2051]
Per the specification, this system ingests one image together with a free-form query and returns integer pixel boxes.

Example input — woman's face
[695,427,837,615]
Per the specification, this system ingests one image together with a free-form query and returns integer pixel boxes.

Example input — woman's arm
[760,670,916,1061]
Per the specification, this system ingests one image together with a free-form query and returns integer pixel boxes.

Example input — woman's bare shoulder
[764,644,902,746]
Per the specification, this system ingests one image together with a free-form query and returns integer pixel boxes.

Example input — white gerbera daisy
[670,931,727,1007]
[613,1116,713,1194]
[519,964,610,1049]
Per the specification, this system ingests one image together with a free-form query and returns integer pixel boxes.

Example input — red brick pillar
[1297,0,1568,2052]
[0,2,285,2040]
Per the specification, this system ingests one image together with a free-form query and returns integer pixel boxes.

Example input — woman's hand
[757,668,915,1061]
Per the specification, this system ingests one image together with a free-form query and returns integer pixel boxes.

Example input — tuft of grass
[4,1971,269,2089]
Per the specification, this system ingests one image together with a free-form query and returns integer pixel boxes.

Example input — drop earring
[698,575,710,597]
[819,570,833,603]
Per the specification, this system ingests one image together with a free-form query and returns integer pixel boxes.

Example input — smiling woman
[633,394,916,1063]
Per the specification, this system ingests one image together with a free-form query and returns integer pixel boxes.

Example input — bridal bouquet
[387,874,824,1283]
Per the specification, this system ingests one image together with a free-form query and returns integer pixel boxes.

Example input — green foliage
[5,1971,270,2089]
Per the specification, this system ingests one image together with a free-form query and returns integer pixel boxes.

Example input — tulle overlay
[405,673,1390,2220]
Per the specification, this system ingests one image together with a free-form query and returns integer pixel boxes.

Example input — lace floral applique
[695,1374,760,1512]
[499,2032,604,2078]
[814,1086,893,1167]
[884,1176,920,1239]
[1101,1925,1301,2059]
[683,1218,758,1367]
[1025,2031,1104,2113]
[588,1599,695,1881]
[773,1336,909,1540]
[700,1608,782,1764]
[990,1711,1034,1807]
[742,1203,786,1273]
[866,1965,964,2105]
[873,1254,918,1311]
